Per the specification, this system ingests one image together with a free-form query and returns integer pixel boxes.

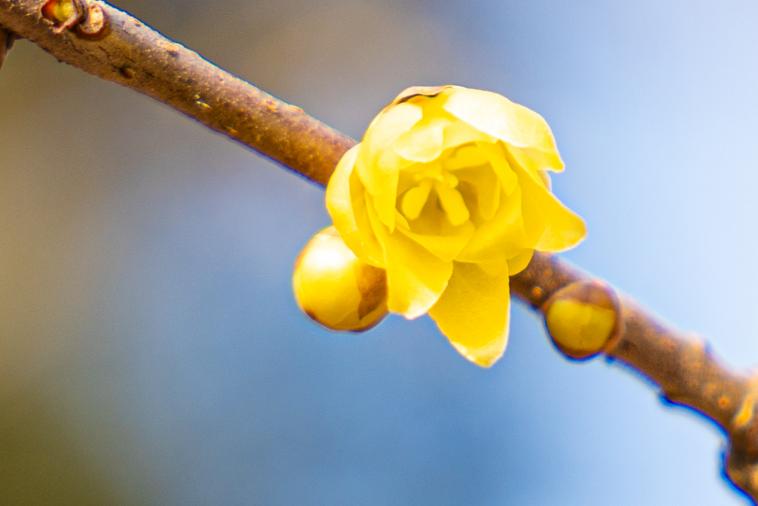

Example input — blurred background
[2,0,757,504]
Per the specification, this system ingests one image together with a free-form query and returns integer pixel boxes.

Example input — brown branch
[512,254,758,501]
[0,26,15,69]
[3,0,758,502]
[0,0,353,186]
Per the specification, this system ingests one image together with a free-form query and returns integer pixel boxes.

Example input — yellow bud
[293,226,387,332]
[42,0,79,25]
[543,281,620,360]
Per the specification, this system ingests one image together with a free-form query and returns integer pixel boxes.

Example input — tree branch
[0,0,353,185]
[0,26,15,69]
[511,254,758,501]
[3,0,758,502]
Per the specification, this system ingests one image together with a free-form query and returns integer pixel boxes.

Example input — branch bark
[511,254,758,501]
[0,0,352,185]
[0,26,15,69]
[3,0,758,502]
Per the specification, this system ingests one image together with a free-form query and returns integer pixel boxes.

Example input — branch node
[41,0,107,39]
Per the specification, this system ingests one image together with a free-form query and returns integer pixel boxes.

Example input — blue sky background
[1,0,757,504]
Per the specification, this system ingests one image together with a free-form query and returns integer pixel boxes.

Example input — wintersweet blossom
[319,85,585,366]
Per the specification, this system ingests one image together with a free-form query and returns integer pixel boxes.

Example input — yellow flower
[325,85,586,367]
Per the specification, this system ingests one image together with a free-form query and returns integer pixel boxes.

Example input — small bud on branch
[543,280,621,360]
[293,227,387,332]
[41,0,108,38]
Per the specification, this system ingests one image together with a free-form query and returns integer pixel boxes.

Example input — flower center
[399,163,470,227]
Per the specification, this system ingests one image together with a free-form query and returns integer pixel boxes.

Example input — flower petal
[458,186,528,262]
[478,142,518,195]
[507,145,563,176]
[429,262,511,367]
[398,186,476,261]
[366,200,453,319]
[393,118,446,163]
[507,249,534,276]
[326,145,382,264]
[358,102,424,232]
[443,86,564,172]
[443,144,488,170]
[516,165,587,252]
[442,115,495,148]
[391,85,448,105]
[357,154,400,232]
[399,220,475,262]
[363,101,424,158]
[455,166,500,221]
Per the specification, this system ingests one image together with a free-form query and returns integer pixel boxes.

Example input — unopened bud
[293,227,387,332]
[42,0,80,26]
[543,281,620,360]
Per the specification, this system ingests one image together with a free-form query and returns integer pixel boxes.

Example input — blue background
[1,0,756,504]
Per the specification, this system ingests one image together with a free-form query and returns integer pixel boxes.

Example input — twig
[0,0,353,185]
[2,0,757,502]
[511,254,758,501]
